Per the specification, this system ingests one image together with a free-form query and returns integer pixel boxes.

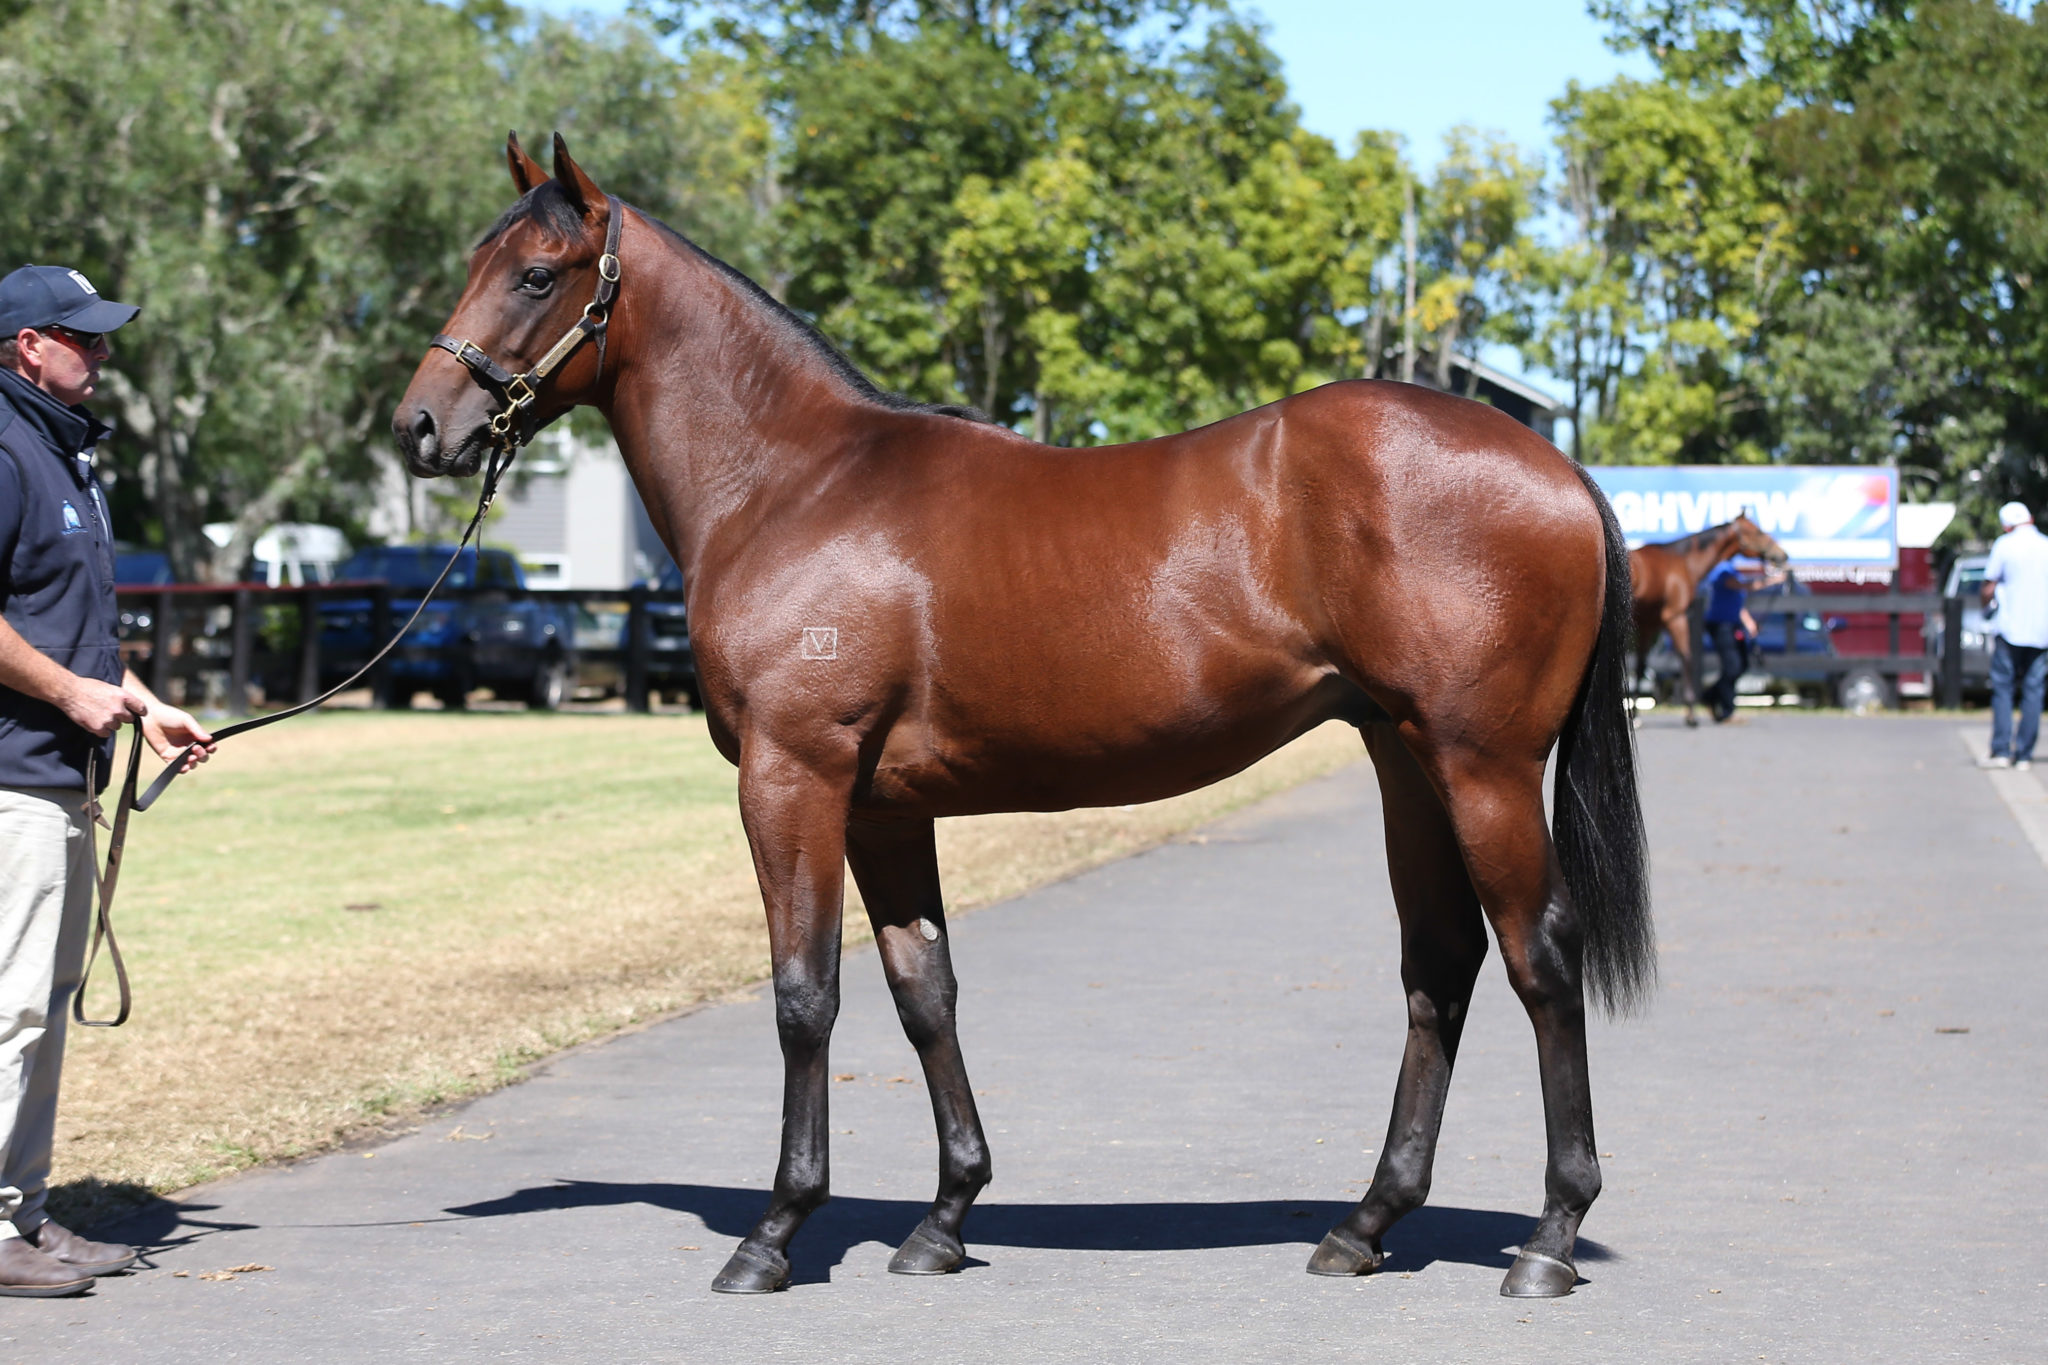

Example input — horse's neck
[600,233,877,590]
[1683,527,1739,583]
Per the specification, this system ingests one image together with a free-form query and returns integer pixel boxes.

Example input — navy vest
[0,367,122,791]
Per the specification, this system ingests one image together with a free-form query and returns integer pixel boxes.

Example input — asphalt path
[3,714,2043,1362]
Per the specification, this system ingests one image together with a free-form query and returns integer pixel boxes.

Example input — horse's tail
[1552,463,1656,1016]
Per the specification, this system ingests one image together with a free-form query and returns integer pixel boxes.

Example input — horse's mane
[1665,519,1745,553]
[482,182,994,425]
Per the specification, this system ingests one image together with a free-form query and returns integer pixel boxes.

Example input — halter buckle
[503,375,537,411]
[598,253,621,283]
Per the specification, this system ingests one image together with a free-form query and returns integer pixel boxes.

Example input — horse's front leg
[1664,610,1700,727]
[845,815,992,1276]
[711,747,853,1295]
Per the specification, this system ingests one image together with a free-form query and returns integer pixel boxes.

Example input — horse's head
[1731,512,1790,567]
[394,133,619,479]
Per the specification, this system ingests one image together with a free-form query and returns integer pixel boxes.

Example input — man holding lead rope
[0,264,214,1296]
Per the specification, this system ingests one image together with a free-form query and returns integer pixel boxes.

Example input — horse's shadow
[433,1181,1613,1285]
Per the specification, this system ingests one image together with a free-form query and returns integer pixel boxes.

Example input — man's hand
[59,676,145,737]
[133,692,216,773]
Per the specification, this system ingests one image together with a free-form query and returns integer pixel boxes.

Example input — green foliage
[0,1,768,579]
[676,3,1411,441]
[1413,129,1543,394]
[1563,0,2048,527]
[1539,73,1792,463]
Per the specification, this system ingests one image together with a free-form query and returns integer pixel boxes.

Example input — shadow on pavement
[96,1198,258,1262]
[413,1180,1614,1281]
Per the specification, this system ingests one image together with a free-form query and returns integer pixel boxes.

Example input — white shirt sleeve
[1986,537,2009,584]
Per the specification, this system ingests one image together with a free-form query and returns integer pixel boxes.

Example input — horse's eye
[519,267,554,295]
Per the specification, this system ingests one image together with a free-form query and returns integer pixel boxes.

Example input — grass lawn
[54,710,1363,1226]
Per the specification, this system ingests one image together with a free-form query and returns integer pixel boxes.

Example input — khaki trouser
[0,785,95,1240]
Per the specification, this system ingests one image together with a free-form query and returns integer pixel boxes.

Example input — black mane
[481,182,993,424]
[1669,519,1743,553]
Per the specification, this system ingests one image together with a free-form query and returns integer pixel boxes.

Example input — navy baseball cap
[0,265,140,336]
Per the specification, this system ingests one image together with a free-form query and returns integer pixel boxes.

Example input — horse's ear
[507,132,547,196]
[551,132,606,216]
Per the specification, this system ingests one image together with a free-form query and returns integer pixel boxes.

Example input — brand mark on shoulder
[801,626,838,661]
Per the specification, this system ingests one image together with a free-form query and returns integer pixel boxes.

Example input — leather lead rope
[72,454,511,1028]
[76,734,142,1027]
[72,199,628,1024]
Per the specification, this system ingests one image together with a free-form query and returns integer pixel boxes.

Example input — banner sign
[1583,466,1898,568]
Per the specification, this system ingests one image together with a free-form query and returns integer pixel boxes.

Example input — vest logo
[60,501,85,534]
[66,270,98,297]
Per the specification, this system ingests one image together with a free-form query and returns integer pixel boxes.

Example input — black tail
[1553,464,1655,1015]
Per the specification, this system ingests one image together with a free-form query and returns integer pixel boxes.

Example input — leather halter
[68,196,628,1027]
[429,193,623,455]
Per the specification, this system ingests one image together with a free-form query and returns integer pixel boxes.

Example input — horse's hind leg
[1309,724,1488,1277]
[1435,746,1603,1298]
[844,816,992,1276]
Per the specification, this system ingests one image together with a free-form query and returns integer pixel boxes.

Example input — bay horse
[1628,517,1789,725]
[394,135,1652,1300]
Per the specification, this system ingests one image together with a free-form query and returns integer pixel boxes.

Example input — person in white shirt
[1981,501,2048,769]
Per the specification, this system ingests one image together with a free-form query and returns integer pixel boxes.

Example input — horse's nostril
[410,409,437,445]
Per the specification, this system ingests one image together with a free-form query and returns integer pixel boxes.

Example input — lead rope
[71,446,515,1027]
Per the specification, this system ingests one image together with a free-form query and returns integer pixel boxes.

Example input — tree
[0,1,769,578]
[653,2,1413,441]
[1413,129,1543,394]
[1538,72,1794,463]
[1573,0,2048,523]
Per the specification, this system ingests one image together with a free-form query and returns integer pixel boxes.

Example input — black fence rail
[1682,591,1965,709]
[115,582,691,716]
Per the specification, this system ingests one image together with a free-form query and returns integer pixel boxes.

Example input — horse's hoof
[1305,1228,1384,1277]
[711,1243,790,1294]
[1684,714,1700,729]
[1500,1250,1577,1298]
[888,1221,965,1276]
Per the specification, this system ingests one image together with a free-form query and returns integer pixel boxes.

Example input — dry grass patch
[56,711,1361,1221]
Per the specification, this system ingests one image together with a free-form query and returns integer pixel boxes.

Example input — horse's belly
[860,667,1355,816]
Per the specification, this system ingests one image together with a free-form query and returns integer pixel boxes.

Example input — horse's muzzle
[393,405,488,478]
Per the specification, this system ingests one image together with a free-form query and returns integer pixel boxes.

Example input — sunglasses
[43,323,108,351]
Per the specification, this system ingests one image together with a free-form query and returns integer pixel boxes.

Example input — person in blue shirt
[1981,501,2048,769]
[1701,557,1768,724]
[0,264,215,1297]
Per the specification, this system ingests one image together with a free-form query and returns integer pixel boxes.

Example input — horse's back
[705,379,1608,808]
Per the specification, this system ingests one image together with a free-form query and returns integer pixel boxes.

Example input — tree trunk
[1400,177,1417,384]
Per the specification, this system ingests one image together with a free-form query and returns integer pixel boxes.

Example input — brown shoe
[28,1220,138,1276]
[0,1236,94,1297]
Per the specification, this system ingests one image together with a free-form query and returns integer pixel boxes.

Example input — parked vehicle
[1923,555,1992,700]
[643,559,699,709]
[319,545,576,709]
[112,547,173,664]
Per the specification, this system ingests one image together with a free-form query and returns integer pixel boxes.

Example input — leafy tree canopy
[0,0,768,578]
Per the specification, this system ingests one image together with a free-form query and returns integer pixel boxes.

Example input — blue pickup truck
[320,546,576,709]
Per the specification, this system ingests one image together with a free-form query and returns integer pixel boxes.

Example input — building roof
[1434,354,1564,417]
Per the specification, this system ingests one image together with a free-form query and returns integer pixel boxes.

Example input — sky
[528,1,1653,169]
[1239,0,1654,168]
